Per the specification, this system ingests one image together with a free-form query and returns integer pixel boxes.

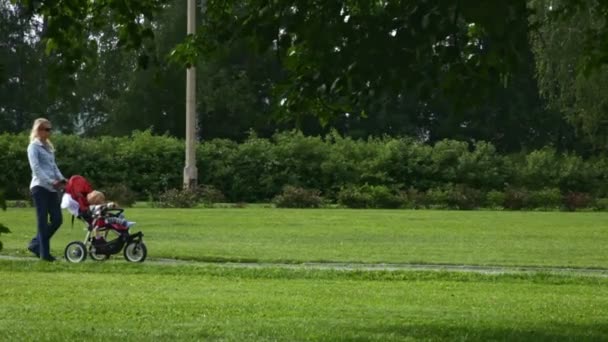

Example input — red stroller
[62,175,147,263]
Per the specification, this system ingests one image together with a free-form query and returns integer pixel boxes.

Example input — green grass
[2,208,608,340]
[1,208,608,268]
[1,260,608,341]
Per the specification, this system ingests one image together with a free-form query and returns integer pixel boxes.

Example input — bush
[400,188,427,209]
[504,187,529,210]
[273,186,323,208]
[485,190,506,208]
[449,185,484,210]
[337,186,373,208]
[196,185,226,206]
[7,200,30,208]
[273,132,330,193]
[527,188,562,210]
[368,185,403,208]
[102,184,138,207]
[426,184,483,210]
[2,132,608,204]
[152,188,200,208]
[563,192,592,211]
[517,148,560,190]
[227,135,280,202]
[425,187,451,209]
[594,198,608,211]
[338,185,402,209]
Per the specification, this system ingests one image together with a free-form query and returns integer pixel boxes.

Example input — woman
[27,118,66,261]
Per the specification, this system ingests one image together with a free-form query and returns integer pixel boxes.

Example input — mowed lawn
[1,208,607,267]
[2,208,608,341]
[1,261,608,341]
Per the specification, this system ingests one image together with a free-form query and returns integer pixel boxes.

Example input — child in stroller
[61,175,147,263]
[86,190,135,244]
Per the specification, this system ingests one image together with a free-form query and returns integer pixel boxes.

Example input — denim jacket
[27,139,65,192]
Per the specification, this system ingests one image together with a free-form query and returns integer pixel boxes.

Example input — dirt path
[153,258,608,276]
[3,254,606,277]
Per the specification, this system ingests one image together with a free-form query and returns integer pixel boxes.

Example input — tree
[531,0,608,149]
[17,0,168,76]
[0,1,49,131]
[5,0,608,151]
[184,0,532,121]
[0,1,128,134]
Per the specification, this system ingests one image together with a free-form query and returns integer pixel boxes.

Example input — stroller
[61,175,147,263]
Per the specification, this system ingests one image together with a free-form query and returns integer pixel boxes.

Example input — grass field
[1,208,607,267]
[1,208,607,340]
[1,261,608,341]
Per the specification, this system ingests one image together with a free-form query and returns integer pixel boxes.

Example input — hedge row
[2,130,608,202]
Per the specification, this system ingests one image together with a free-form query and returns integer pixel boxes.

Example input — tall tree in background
[0,1,64,131]
[0,1,137,134]
[190,1,532,120]
[531,0,608,150]
[2,0,608,153]
[97,1,186,137]
[97,1,284,140]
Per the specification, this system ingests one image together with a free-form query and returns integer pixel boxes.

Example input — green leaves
[168,34,199,68]
[18,0,168,76]
[197,0,533,121]
[531,0,608,149]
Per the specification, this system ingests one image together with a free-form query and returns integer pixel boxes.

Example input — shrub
[425,187,451,209]
[321,133,372,195]
[337,186,374,208]
[152,188,199,208]
[197,139,238,201]
[504,187,529,210]
[196,185,226,206]
[2,132,608,204]
[7,200,30,208]
[368,185,403,208]
[426,184,483,210]
[228,136,280,202]
[594,198,608,211]
[273,131,329,193]
[486,190,506,208]
[517,148,560,190]
[273,186,323,208]
[337,185,402,209]
[563,192,592,211]
[526,188,562,210]
[399,188,427,209]
[102,183,138,208]
[449,185,484,210]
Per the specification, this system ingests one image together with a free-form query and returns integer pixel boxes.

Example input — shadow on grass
[353,323,608,341]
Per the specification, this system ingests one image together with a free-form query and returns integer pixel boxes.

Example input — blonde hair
[87,191,106,205]
[29,118,54,151]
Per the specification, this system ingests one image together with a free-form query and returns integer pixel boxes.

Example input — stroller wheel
[64,241,87,263]
[89,247,109,261]
[124,241,147,262]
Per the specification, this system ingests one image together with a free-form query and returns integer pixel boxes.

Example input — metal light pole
[184,0,198,189]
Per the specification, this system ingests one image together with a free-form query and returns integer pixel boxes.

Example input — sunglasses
[41,127,52,132]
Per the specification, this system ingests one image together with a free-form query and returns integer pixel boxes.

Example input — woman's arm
[52,157,66,182]
[27,144,54,186]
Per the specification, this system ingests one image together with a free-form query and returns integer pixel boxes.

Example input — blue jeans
[29,186,62,259]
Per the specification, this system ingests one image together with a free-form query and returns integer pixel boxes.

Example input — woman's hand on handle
[52,179,66,190]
